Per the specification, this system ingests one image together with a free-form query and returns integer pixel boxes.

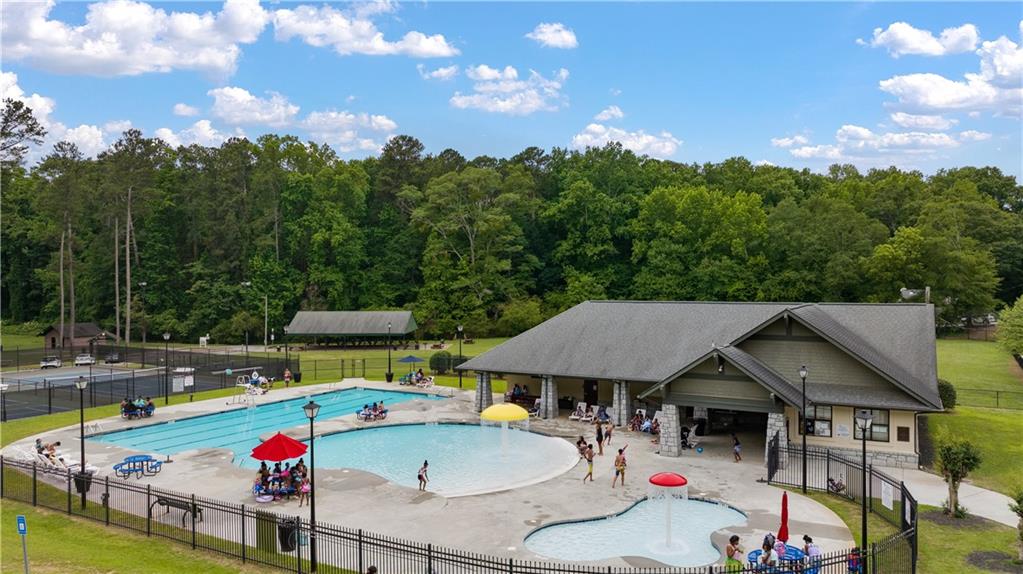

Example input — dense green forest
[2,100,1022,342]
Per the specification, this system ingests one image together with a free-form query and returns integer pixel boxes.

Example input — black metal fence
[767,439,918,573]
[297,355,472,384]
[2,455,915,574]
[955,387,1023,409]
[1,345,288,421]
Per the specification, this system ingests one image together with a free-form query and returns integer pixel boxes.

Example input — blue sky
[2,1,1020,176]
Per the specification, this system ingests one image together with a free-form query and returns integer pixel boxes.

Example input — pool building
[459,301,942,467]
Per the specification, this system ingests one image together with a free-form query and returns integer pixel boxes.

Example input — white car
[74,354,96,366]
[39,356,62,369]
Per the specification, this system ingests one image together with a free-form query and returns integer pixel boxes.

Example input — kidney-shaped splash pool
[278,423,579,497]
[525,497,747,567]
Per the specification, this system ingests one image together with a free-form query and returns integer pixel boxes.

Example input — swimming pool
[292,423,579,496]
[91,388,439,463]
[524,497,747,567]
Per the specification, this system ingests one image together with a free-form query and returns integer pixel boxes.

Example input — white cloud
[173,103,200,116]
[770,134,809,148]
[273,4,458,57]
[754,160,776,167]
[208,86,299,126]
[879,31,1023,117]
[525,22,578,49]
[609,88,622,97]
[1,0,269,78]
[868,22,978,57]
[889,112,957,130]
[1,71,56,126]
[594,105,624,121]
[60,124,107,157]
[959,130,992,142]
[571,123,681,158]
[789,124,960,162]
[450,67,569,115]
[417,64,459,81]
[300,110,397,152]
[155,119,233,148]
[103,120,133,134]
[1,71,110,159]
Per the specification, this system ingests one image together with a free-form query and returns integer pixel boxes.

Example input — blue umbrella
[397,355,425,374]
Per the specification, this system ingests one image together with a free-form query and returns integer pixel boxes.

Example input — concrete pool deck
[3,378,854,567]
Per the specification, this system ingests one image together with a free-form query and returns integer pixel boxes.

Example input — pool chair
[581,406,595,423]
[416,376,435,389]
[568,402,586,421]
[528,398,541,417]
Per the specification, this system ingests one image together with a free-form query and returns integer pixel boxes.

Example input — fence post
[508,557,513,574]
[48,384,53,414]
[66,469,72,514]
[314,360,317,380]
[826,449,831,489]
[240,503,246,560]
[32,462,37,506]
[357,529,363,573]
[146,484,152,536]
[104,476,110,525]
[996,390,1001,408]
[296,515,303,574]
[428,543,433,573]
[868,465,874,513]
[191,493,197,549]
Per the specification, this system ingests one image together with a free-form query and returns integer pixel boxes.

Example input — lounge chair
[416,376,435,389]
[568,402,586,421]
[581,406,595,424]
[528,398,541,418]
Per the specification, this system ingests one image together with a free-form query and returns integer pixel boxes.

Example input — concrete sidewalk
[879,465,1016,527]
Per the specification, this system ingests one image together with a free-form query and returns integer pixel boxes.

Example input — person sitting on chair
[570,403,585,419]
[511,384,522,398]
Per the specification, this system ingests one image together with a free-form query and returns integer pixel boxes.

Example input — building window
[897,426,910,442]
[798,405,832,437]
[853,409,890,442]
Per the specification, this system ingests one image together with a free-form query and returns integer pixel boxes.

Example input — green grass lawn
[1,332,44,349]
[800,491,1020,574]
[928,339,1023,495]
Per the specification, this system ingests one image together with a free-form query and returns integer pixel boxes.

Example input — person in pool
[418,460,429,491]
[611,444,629,488]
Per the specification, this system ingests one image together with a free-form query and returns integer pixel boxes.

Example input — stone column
[474,372,493,412]
[765,411,788,468]
[659,404,681,457]
[539,375,559,419]
[612,380,631,427]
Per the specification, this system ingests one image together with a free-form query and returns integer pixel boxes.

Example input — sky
[1,1,1021,177]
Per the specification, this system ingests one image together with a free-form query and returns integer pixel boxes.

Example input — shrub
[998,295,1023,356]
[936,439,982,518]
[429,350,452,374]
[938,379,957,410]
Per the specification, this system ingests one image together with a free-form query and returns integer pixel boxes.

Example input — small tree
[1009,489,1023,562]
[935,439,982,517]
[937,379,957,410]
[999,295,1023,357]
[429,351,452,375]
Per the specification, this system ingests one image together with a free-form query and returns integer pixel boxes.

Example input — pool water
[524,497,747,567]
[287,423,579,496]
[91,388,438,463]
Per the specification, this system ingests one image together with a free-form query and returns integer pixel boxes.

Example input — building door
[50,336,57,349]
[583,380,598,405]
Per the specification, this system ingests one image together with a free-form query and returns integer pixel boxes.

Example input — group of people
[119,396,155,419]
[628,412,659,435]
[357,401,389,421]
[254,459,311,505]
[576,430,629,488]
[400,368,434,387]
[34,438,63,463]
[724,532,823,572]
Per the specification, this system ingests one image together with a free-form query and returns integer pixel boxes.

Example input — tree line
[2,99,1022,344]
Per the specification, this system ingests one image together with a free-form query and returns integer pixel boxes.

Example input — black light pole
[138,281,147,366]
[303,400,321,572]
[75,376,89,508]
[162,332,170,404]
[283,326,290,371]
[799,365,808,494]
[855,408,873,564]
[385,321,393,382]
[457,324,464,388]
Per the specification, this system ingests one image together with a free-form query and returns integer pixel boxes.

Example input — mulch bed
[921,508,991,528]
[965,551,1023,573]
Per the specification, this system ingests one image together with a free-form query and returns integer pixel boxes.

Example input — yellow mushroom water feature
[480,403,530,457]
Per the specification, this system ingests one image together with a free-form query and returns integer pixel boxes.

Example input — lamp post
[74,376,89,508]
[138,281,147,366]
[799,365,808,494]
[283,326,290,371]
[457,324,464,388]
[240,281,269,348]
[162,332,170,404]
[303,400,321,572]
[385,321,393,382]
[855,408,873,562]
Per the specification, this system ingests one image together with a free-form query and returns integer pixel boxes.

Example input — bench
[509,394,540,406]
[150,497,204,527]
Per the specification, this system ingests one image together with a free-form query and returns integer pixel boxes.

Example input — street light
[855,408,873,558]
[303,400,321,572]
[162,332,171,405]
[283,326,290,371]
[385,321,393,382]
[240,281,269,348]
[74,376,89,508]
[799,365,808,494]
[457,324,464,388]
[138,281,148,365]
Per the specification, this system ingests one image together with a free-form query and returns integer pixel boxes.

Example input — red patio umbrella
[250,432,308,462]
[777,491,790,543]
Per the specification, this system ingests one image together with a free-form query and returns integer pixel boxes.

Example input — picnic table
[747,545,810,573]
[113,454,163,479]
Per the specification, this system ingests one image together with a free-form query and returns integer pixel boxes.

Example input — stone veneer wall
[474,372,493,412]
[766,412,788,468]
[815,446,920,468]
[539,375,558,419]
[612,381,631,427]
[658,404,681,457]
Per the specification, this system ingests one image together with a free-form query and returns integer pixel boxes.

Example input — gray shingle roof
[41,322,104,338]
[285,311,417,336]
[804,383,928,411]
[716,346,806,407]
[459,301,940,411]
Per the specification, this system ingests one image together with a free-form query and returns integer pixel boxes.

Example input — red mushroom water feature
[649,472,689,549]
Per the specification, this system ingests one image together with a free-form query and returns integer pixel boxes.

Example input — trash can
[293,372,302,383]
[73,471,94,494]
[385,371,394,382]
[278,518,298,552]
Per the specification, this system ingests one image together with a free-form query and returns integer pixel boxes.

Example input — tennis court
[0,365,159,388]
